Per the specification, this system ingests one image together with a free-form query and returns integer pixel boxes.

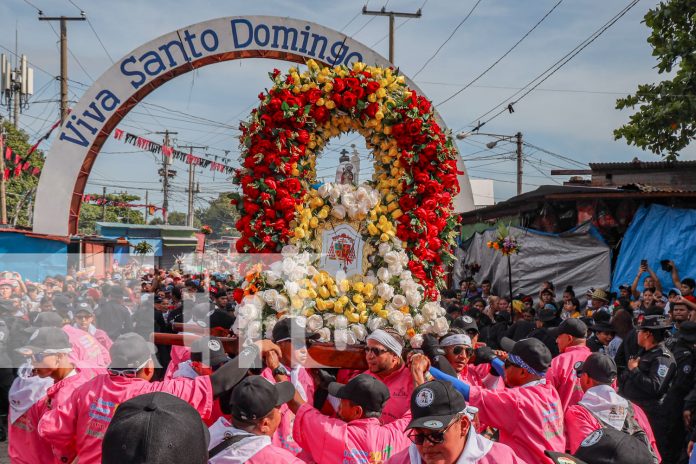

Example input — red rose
[365,102,379,118]
[311,106,329,123]
[306,88,322,104]
[296,130,310,145]
[277,197,295,211]
[417,96,431,114]
[333,78,346,93]
[345,77,360,91]
[285,178,302,194]
[342,91,358,109]
[366,81,380,94]
[232,287,245,303]
[265,178,277,191]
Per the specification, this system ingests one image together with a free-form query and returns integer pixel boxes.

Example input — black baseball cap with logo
[568,426,655,464]
[190,336,229,368]
[30,311,64,328]
[500,337,552,374]
[109,333,156,371]
[272,317,321,345]
[575,353,617,385]
[229,375,295,421]
[102,392,209,464]
[74,299,94,315]
[328,374,390,414]
[452,315,479,333]
[407,380,467,431]
[549,318,588,339]
[17,327,71,356]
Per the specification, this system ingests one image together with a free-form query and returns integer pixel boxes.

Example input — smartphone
[660,260,673,272]
[640,259,648,267]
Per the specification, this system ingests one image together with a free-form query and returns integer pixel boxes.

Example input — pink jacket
[9,369,95,464]
[386,441,527,464]
[363,364,413,424]
[460,363,501,390]
[92,327,113,352]
[565,402,660,460]
[468,380,565,464]
[37,373,213,464]
[62,325,111,369]
[546,345,592,411]
[261,366,315,456]
[293,403,411,464]
[165,344,191,379]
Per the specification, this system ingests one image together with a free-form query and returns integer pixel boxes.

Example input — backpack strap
[208,433,254,459]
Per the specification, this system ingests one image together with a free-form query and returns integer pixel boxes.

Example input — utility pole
[178,144,206,228]
[144,190,149,223]
[101,186,106,221]
[515,132,523,196]
[155,130,178,224]
[0,121,6,224]
[38,12,86,123]
[362,5,422,63]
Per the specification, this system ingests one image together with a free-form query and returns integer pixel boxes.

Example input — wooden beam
[545,192,696,200]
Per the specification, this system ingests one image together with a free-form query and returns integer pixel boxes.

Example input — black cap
[327,374,390,414]
[500,337,552,374]
[678,321,696,344]
[31,311,65,328]
[637,315,672,331]
[109,333,156,370]
[589,322,616,334]
[545,451,588,464]
[102,392,209,464]
[535,305,557,322]
[573,427,656,464]
[189,336,229,368]
[407,380,467,431]
[549,318,587,339]
[154,295,164,304]
[52,294,71,309]
[452,315,479,333]
[74,300,94,315]
[575,353,617,384]
[272,317,320,344]
[18,327,71,356]
[229,376,295,421]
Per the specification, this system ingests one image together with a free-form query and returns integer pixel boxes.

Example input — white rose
[414,314,425,327]
[271,294,289,312]
[334,315,348,330]
[387,263,403,275]
[400,270,413,281]
[421,302,443,320]
[318,184,333,199]
[285,282,300,298]
[345,331,357,345]
[329,188,341,204]
[378,242,391,257]
[405,290,422,308]
[402,314,415,328]
[393,322,407,336]
[282,259,298,277]
[384,251,400,266]
[281,245,298,257]
[246,320,263,340]
[262,289,279,304]
[237,303,260,323]
[334,328,348,349]
[288,267,307,282]
[350,324,368,342]
[433,317,450,336]
[376,283,395,301]
[400,280,418,294]
[264,316,278,339]
[323,313,336,327]
[387,310,404,325]
[331,204,347,220]
[364,275,378,286]
[265,270,281,286]
[317,327,331,342]
[410,333,424,349]
[368,190,380,208]
[377,267,391,283]
[391,294,407,308]
[306,314,323,332]
[367,316,387,332]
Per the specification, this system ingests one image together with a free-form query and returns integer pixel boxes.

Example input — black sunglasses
[408,417,459,445]
[450,345,474,356]
[364,346,390,356]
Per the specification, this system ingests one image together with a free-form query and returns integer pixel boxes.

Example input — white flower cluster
[317,183,380,220]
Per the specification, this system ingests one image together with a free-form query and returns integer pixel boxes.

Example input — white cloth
[286,364,307,402]
[406,423,493,463]
[367,329,403,355]
[521,378,546,389]
[578,384,629,431]
[440,334,472,347]
[172,360,198,379]
[8,362,53,424]
[208,418,271,463]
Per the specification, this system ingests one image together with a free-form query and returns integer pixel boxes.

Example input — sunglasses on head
[450,345,473,356]
[408,417,460,445]
[364,346,390,356]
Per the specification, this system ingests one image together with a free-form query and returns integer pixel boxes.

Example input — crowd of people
[0,260,693,463]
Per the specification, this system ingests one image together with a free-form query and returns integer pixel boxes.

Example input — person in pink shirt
[9,327,96,464]
[207,375,304,463]
[287,370,411,464]
[103,392,211,464]
[565,353,660,461]
[72,299,113,351]
[260,316,318,456]
[427,337,566,464]
[37,332,278,464]
[439,330,501,390]
[387,380,525,464]
[361,328,414,424]
[546,318,592,411]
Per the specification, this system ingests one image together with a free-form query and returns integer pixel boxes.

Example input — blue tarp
[611,204,696,293]
[0,232,68,281]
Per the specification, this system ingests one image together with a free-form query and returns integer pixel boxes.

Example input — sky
[0,0,691,220]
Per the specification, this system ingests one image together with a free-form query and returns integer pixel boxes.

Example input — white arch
[33,16,474,236]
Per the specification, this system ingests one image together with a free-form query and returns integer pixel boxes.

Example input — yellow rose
[316,98,325,107]
[339,280,351,293]
[372,302,383,313]
[391,209,403,219]
[315,299,325,311]
[294,227,305,239]
[356,302,367,312]
[367,223,380,236]
[363,283,374,295]
[345,311,360,323]
[380,233,390,242]
[318,286,330,299]
[309,217,319,228]
[291,297,303,310]
[338,295,349,306]
[325,100,336,110]
[352,294,364,305]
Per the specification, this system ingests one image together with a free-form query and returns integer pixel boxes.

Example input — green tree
[195,193,238,238]
[1,121,45,228]
[614,0,696,159]
[167,211,188,226]
[78,192,146,234]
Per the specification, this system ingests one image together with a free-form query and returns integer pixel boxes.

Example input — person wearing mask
[73,299,112,351]
[663,321,696,463]
[547,318,592,411]
[387,380,524,464]
[564,353,660,461]
[620,315,677,456]
[287,373,412,464]
[207,376,304,463]
[529,304,561,357]
[427,337,566,464]
[261,317,319,456]
[37,333,281,464]
[358,328,414,424]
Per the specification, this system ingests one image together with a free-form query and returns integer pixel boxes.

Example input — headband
[367,329,403,356]
[440,334,472,347]
[507,353,546,377]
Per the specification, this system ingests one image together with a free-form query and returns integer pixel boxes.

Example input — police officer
[619,315,676,457]
[665,321,696,464]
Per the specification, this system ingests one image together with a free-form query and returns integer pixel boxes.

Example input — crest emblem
[422,420,443,429]
[657,365,668,378]
[208,340,222,352]
[581,429,603,447]
[415,388,434,407]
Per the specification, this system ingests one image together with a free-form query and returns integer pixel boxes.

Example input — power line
[436,0,564,107]
[411,0,484,78]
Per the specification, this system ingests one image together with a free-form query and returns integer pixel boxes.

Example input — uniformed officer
[665,321,696,464]
[619,315,677,457]
[0,298,29,441]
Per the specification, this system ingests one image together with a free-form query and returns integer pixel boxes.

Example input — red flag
[12,166,21,178]
[114,128,124,140]
[13,154,21,165]
[22,161,30,171]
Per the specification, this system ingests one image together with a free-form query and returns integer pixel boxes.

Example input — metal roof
[589,159,696,170]
[96,222,197,232]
